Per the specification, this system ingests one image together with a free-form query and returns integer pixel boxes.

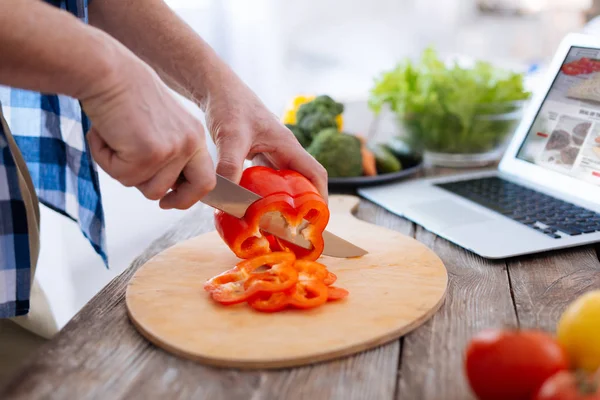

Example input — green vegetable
[384,137,418,159]
[297,111,338,138]
[297,95,344,122]
[307,128,363,178]
[370,144,402,174]
[368,48,530,153]
[285,123,311,148]
[296,95,344,137]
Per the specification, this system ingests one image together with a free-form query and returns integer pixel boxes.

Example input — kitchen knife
[199,174,368,258]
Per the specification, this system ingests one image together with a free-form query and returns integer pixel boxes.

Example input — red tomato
[534,370,600,400]
[464,328,570,400]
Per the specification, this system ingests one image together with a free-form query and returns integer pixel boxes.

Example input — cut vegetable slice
[327,286,349,301]
[205,253,348,312]
[204,252,297,305]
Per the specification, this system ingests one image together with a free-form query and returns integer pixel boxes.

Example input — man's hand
[0,1,218,210]
[81,51,216,210]
[204,69,329,200]
[88,0,329,201]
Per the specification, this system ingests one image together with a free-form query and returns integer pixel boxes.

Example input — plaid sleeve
[7,91,108,266]
[0,0,107,319]
[0,118,31,318]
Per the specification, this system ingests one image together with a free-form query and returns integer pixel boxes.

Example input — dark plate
[327,153,423,190]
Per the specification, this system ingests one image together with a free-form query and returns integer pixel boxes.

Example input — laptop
[357,33,600,259]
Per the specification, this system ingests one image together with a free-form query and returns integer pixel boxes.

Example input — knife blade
[199,174,368,258]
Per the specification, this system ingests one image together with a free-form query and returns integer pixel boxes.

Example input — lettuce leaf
[368,48,530,153]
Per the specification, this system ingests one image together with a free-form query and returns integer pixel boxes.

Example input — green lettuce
[368,48,530,153]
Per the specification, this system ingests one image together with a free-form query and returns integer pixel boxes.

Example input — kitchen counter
[1,165,599,400]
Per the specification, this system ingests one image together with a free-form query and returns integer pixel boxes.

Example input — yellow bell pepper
[282,95,343,130]
[556,289,600,372]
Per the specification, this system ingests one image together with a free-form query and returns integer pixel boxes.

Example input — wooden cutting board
[126,195,448,369]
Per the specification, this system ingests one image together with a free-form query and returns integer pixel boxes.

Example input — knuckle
[140,184,166,201]
[113,170,136,187]
[214,125,238,145]
[120,178,136,188]
[191,176,216,203]
[217,157,238,174]
[200,173,217,193]
[184,131,202,154]
[143,144,161,161]
[172,195,195,210]
[144,139,172,162]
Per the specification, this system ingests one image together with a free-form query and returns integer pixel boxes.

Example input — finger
[159,149,216,210]
[87,127,161,187]
[285,148,329,202]
[257,140,328,202]
[87,127,115,173]
[215,135,251,184]
[251,153,274,168]
[135,156,188,201]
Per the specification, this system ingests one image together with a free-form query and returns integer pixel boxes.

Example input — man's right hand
[81,52,217,210]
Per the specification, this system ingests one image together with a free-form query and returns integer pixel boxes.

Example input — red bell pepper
[203,252,297,305]
[214,166,330,261]
[247,259,340,312]
[204,254,349,312]
[246,290,291,313]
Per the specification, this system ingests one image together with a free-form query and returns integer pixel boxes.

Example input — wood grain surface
[1,165,599,400]
[126,195,448,369]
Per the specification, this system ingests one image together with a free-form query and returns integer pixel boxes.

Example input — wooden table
[2,166,600,400]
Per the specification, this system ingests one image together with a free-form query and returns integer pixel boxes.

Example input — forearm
[0,0,125,100]
[88,0,229,109]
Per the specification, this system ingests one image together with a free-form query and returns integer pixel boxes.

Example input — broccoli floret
[297,95,344,122]
[307,128,363,178]
[296,95,344,137]
[297,111,338,138]
[285,123,311,148]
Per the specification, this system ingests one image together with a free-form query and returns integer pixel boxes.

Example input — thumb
[215,137,249,183]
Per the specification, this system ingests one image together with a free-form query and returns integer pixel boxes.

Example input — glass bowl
[396,100,527,167]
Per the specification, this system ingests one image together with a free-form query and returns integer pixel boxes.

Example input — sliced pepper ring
[247,259,338,312]
[248,280,330,312]
[204,252,297,306]
[240,252,298,295]
[287,259,334,309]
[248,290,292,313]
[287,280,329,309]
[293,259,329,282]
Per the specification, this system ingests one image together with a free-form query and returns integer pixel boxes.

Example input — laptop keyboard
[435,177,600,239]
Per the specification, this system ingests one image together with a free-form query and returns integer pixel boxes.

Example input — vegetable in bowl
[283,94,415,179]
[306,128,363,178]
[368,48,530,155]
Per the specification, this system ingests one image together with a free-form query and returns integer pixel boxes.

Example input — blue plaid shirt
[0,0,107,318]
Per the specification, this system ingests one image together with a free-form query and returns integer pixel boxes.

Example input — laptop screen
[516,46,600,186]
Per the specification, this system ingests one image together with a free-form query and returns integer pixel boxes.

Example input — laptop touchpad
[408,199,492,229]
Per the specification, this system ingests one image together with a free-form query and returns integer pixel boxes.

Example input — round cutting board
[126,195,448,369]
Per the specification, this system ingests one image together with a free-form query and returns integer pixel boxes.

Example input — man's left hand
[204,68,329,201]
